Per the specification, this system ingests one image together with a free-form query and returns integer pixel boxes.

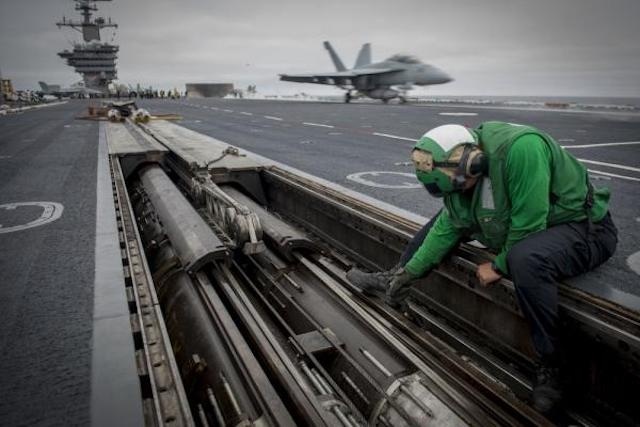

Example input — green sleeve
[404,209,463,277]
[493,135,551,274]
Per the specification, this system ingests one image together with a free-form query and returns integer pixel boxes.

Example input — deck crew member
[347,122,617,414]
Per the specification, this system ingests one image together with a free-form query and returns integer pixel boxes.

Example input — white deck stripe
[240,112,253,116]
[5,100,68,113]
[423,102,640,116]
[587,169,640,182]
[563,141,640,149]
[264,115,283,121]
[438,112,478,116]
[372,132,418,142]
[579,159,640,173]
[92,122,144,425]
[628,251,640,277]
[303,122,334,128]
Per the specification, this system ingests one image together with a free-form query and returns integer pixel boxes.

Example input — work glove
[385,267,416,309]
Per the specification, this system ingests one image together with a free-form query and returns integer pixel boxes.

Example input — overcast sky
[1,0,639,97]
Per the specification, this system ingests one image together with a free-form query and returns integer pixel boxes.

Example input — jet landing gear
[384,96,407,105]
[344,91,352,103]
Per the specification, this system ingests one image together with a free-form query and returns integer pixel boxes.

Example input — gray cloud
[1,0,639,96]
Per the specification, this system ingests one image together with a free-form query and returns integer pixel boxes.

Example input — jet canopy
[386,54,423,64]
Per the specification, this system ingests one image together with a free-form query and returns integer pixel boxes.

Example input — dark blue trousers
[399,211,618,359]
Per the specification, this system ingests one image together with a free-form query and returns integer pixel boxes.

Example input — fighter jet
[38,81,102,98]
[279,41,452,103]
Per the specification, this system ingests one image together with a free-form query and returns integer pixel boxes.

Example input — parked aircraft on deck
[38,81,103,98]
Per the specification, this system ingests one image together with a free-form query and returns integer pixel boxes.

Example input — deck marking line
[91,122,145,425]
[240,112,253,116]
[372,132,418,142]
[264,115,283,121]
[563,141,640,149]
[587,169,640,182]
[0,202,64,234]
[347,171,422,189]
[438,112,478,116]
[627,251,640,277]
[579,159,640,173]
[303,122,334,128]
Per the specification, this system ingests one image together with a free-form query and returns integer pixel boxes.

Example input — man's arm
[404,209,463,277]
[493,134,552,274]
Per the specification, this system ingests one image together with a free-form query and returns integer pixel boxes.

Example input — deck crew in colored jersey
[347,122,618,414]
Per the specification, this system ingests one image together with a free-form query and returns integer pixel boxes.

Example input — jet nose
[419,66,453,85]
[435,69,453,84]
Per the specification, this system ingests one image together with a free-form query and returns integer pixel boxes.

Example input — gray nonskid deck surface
[140,98,640,297]
[0,101,98,425]
[0,97,635,422]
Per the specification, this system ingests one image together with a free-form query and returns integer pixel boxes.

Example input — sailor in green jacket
[347,122,618,414]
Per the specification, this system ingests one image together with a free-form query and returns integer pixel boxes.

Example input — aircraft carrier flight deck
[140,97,640,295]
[1,98,640,427]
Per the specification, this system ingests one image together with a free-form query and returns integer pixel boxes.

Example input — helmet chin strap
[423,182,443,197]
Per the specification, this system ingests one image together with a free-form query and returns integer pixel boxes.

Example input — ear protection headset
[414,145,486,195]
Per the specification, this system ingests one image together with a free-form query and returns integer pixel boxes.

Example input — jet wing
[84,88,105,95]
[280,68,401,85]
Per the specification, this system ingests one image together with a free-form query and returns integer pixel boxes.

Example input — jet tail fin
[38,81,49,92]
[323,41,347,71]
[354,43,371,68]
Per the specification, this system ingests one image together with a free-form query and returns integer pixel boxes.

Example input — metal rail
[110,155,194,426]
[256,166,640,425]
[129,168,298,426]
[128,120,640,426]
[218,186,513,425]
[193,178,265,254]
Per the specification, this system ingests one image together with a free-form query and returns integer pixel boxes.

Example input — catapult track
[106,119,640,426]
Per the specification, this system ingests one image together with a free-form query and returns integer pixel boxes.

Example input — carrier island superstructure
[57,0,118,92]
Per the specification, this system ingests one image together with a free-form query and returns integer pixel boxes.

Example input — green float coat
[405,121,610,276]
